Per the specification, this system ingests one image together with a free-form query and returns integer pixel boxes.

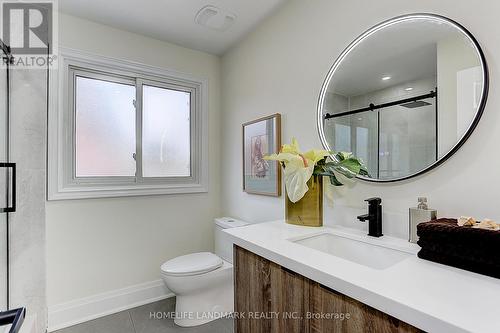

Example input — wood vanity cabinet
[234,245,422,333]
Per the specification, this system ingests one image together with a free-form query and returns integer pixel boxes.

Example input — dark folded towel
[418,248,500,279]
[417,218,500,279]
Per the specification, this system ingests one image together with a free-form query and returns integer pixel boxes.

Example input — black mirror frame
[317,13,489,183]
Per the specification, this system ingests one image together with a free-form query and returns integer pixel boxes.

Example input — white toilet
[161,217,249,327]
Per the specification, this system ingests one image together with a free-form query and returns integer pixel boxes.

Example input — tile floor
[54,298,234,333]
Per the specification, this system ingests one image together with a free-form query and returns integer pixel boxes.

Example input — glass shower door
[0,44,25,333]
[378,97,437,180]
[0,46,9,311]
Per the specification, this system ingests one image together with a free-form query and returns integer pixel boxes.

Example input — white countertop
[224,221,500,333]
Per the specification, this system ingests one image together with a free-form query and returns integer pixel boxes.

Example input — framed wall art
[242,113,281,196]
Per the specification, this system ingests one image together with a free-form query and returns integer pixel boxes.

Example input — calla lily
[281,155,314,203]
[280,138,301,154]
[265,138,329,203]
[265,138,369,203]
[265,151,313,202]
[303,149,331,165]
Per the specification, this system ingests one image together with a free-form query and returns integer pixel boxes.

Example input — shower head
[400,101,432,108]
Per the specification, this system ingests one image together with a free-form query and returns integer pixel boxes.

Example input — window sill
[47,182,209,200]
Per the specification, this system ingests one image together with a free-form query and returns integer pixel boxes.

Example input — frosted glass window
[75,76,136,177]
[142,85,191,177]
[51,57,207,200]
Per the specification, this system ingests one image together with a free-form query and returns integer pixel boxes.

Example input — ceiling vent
[195,5,236,31]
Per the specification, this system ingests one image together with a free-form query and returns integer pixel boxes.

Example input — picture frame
[242,113,281,196]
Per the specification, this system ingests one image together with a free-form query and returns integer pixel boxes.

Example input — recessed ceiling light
[405,87,414,91]
[382,76,392,81]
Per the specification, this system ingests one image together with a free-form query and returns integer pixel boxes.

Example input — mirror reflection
[319,15,487,181]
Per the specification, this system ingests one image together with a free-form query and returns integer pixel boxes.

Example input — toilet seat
[160,217,248,327]
[161,252,223,277]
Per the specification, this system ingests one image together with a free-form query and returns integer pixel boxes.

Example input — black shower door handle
[0,162,15,213]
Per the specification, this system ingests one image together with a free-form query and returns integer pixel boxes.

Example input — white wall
[221,0,499,239]
[46,13,221,309]
[437,35,481,156]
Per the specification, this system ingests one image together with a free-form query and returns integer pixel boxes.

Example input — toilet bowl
[161,217,249,327]
[161,252,233,327]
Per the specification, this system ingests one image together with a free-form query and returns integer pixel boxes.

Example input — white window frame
[48,48,209,200]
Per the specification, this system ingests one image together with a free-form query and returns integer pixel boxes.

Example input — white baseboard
[47,280,174,332]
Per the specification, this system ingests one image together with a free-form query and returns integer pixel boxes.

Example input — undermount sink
[291,232,411,270]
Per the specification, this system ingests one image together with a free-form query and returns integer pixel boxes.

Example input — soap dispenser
[409,197,437,243]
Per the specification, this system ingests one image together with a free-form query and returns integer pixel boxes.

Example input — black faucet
[357,197,383,237]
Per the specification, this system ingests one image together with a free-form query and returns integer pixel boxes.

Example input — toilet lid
[161,252,223,276]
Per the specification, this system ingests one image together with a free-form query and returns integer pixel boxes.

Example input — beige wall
[46,14,221,306]
[221,0,499,238]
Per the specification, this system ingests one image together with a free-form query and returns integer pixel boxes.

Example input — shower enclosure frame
[0,39,25,332]
[323,90,436,120]
[0,39,13,310]
[324,89,438,179]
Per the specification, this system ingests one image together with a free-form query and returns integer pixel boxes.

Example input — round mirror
[317,14,488,182]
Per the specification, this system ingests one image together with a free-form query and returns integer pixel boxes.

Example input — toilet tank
[214,217,249,263]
